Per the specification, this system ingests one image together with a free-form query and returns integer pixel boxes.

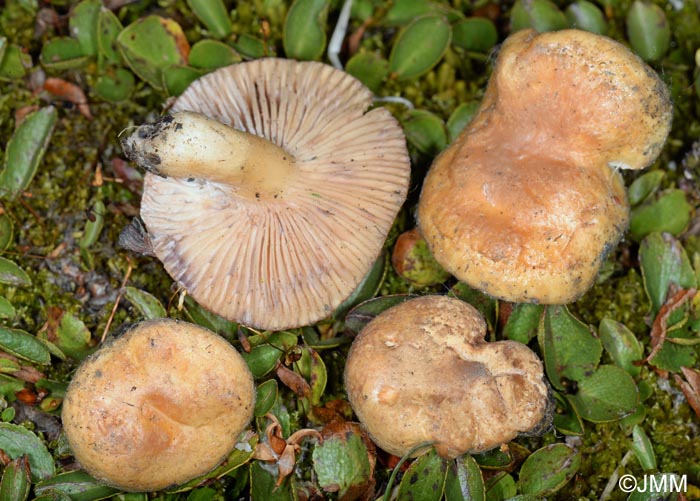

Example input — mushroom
[344,295,552,458]
[418,29,672,304]
[121,59,410,330]
[61,319,255,492]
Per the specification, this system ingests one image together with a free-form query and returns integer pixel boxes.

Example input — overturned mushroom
[344,295,552,458]
[418,29,672,304]
[61,319,255,492]
[121,59,410,330]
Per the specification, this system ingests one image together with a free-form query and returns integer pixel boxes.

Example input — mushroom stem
[122,111,295,201]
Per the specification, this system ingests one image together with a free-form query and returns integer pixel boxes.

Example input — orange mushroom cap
[418,29,672,304]
[61,319,255,492]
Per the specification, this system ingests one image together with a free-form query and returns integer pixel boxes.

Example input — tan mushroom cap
[138,59,410,330]
[418,29,672,304]
[344,296,551,458]
[61,319,255,492]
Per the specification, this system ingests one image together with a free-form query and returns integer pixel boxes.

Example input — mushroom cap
[418,29,672,304]
[344,295,551,458]
[61,319,255,492]
[140,59,410,330]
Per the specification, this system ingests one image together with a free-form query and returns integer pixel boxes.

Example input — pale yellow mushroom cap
[344,296,551,458]
[418,29,672,304]
[133,59,410,330]
[61,319,255,492]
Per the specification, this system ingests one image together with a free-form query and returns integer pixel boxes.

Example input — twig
[101,258,133,343]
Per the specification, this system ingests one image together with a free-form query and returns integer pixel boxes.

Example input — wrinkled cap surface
[344,295,551,458]
[140,59,410,330]
[418,29,672,304]
[61,319,255,492]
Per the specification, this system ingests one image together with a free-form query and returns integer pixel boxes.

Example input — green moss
[572,267,649,336]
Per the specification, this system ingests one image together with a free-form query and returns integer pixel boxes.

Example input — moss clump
[573,267,649,335]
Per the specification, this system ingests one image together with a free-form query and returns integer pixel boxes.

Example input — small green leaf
[552,391,585,435]
[34,470,118,499]
[123,286,167,319]
[452,18,498,53]
[446,101,479,143]
[40,38,88,70]
[33,491,72,501]
[384,0,432,26]
[79,200,105,250]
[0,327,50,364]
[184,294,238,335]
[188,0,233,39]
[241,331,298,378]
[538,305,602,391]
[0,374,24,399]
[0,37,7,65]
[0,106,57,201]
[0,455,31,501]
[389,15,451,80]
[254,379,278,417]
[444,454,485,501]
[250,461,294,501]
[628,170,665,205]
[511,0,568,33]
[69,0,101,57]
[163,65,203,97]
[231,34,267,59]
[568,365,639,422]
[598,318,643,376]
[503,303,544,344]
[333,254,386,320]
[94,67,135,102]
[283,0,329,61]
[518,443,581,496]
[344,295,414,335]
[394,229,450,287]
[397,448,448,500]
[565,0,608,34]
[56,312,94,360]
[97,7,123,64]
[485,473,516,500]
[168,433,258,492]
[0,213,14,252]
[0,44,30,79]
[626,0,671,61]
[345,51,390,94]
[631,424,657,471]
[649,329,697,373]
[402,109,448,155]
[0,423,55,481]
[117,16,189,89]
[313,433,371,498]
[0,257,30,287]
[639,233,697,314]
[296,346,327,406]
[0,296,15,319]
[187,487,217,501]
[189,39,241,70]
[473,447,515,469]
[630,190,692,241]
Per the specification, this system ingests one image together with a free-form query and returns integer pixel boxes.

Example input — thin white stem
[599,449,634,501]
[373,95,415,109]
[327,0,354,69]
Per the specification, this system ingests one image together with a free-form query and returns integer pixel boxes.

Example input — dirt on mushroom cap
[418,29,672,305]
[61,319,255,492]
[344,295,551,459]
